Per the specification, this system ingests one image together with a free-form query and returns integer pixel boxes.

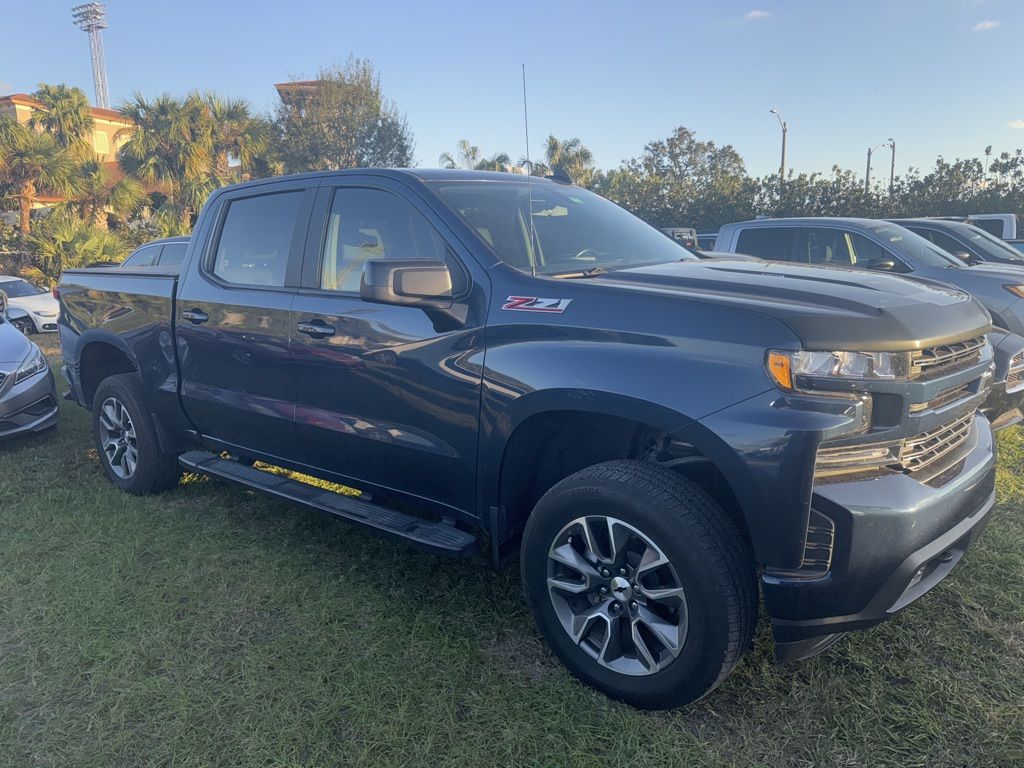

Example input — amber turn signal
[766,352,794,391]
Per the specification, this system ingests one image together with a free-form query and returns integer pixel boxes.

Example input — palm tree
[474,152,512,172]
[74,161,147,228]
[0,117,80,234]
[542,135,595,186]
[203,93,274,181]
[439,139,481,169]
[22,210,129,284]
[118,93,215,225]
[28,83,95,161]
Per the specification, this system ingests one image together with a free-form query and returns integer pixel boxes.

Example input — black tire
[521,460,757,709]
[91,374,181,495]
[13,318,33,335]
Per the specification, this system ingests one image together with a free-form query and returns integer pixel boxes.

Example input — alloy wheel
[546,515,688,676]
[98,397,139,479]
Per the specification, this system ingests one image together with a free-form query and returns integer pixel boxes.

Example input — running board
[178,451,478,557]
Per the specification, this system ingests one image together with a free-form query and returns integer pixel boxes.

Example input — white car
[0,276,59,333]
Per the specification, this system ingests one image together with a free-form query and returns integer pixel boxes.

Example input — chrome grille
[910,337,985,380]
[908,384,971,414]
[899,412,975,474]
[1007,351,1024,393]
[0,372,6,390]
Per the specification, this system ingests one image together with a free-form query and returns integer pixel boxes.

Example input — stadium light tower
[72,2,110,108]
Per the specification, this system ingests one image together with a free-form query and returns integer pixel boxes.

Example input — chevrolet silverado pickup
[59,170,1000,709]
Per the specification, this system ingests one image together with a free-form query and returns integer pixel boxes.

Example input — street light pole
[770,108,787,182]
[865,141,892,194]
[888,138,896,196]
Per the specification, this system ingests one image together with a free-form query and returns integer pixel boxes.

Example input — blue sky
[3,1,1022,178]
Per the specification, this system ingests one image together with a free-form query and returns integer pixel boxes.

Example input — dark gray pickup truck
[58,170,1000,708]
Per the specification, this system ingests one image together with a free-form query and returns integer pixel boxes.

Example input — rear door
[288,177,487,514]
[175,180,316,460]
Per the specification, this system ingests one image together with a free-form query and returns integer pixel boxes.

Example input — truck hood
[597,260,992,351]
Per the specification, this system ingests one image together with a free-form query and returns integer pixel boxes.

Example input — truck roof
[724,217,885,228]
[213,168,554,195]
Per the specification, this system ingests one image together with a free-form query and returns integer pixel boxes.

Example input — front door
[289,181,487,515]
[175,182,315,461]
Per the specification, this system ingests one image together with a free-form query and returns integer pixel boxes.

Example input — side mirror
[952,250,978,265]
[360,260,453,308]
[866,258,896,271]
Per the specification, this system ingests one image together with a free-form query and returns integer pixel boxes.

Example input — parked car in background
[120,236,189,270]
[966,213,1017,240]
[0,299,57,440]
[1006,239,1024,254]
[0,276,59,333]
[58,170,1003,708]
[1,298,35,335]
[714,217,1024,429]
[696,231,718,250]
[890,218,1024,267]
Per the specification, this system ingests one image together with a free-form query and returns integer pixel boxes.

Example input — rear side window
[319,188,451,293]
[213,191,304,287]
[735,228,796,261]
[159,242,188,267]
[123,245,160,267]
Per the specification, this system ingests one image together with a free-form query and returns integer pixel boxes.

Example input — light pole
[769,108,787,182]
[865,140,895,194]
[887,138,896,196]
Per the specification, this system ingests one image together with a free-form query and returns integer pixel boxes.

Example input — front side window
[213,191,304,287]
[864,223,959,269]
[320,188,450,293]
[430,181,695,276]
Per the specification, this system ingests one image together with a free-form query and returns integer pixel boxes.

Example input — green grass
[0,336,1022,767]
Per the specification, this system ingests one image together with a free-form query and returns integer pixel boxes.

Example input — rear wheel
[521,460,757,709]
[92,374,181,495]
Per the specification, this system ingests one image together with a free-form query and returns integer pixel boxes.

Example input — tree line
[4,56,1024,283]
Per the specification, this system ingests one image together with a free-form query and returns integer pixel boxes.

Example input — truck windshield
[0,278,45,298]
[864,224,962,269]
[430,181,697,276]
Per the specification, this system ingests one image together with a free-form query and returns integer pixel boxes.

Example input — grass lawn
[1,335,1022,767]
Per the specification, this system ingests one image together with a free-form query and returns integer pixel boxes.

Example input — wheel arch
[488,396,753,561]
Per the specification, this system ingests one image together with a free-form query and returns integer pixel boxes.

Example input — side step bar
[179,451,478,557]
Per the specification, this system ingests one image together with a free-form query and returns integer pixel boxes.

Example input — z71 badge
[502,296,572,313]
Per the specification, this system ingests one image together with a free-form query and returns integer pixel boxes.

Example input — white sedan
[0,276,59,333]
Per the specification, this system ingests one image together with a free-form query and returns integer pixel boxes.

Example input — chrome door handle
[297,320,336,338]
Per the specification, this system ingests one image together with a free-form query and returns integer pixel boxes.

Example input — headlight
[766,349,906,390]
[33,310,57,318]
[1005,285,1024,299]
[14,345,47,383]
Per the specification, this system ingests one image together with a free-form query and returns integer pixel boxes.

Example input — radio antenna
[522,64,538,277]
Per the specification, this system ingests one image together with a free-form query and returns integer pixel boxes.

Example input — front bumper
[764,414,995,662]
[0,367,58,439]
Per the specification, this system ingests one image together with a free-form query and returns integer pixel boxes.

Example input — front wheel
[91,374,182,495]
[521,460,757,709]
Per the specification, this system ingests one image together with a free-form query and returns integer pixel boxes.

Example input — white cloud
[742,10,771,22]
[971,19,1000,32]
[1008,119,1024,129]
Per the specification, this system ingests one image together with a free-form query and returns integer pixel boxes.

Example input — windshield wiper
[549,266,610,279]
